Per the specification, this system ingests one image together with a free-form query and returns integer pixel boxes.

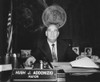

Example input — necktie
[51,44,58,62]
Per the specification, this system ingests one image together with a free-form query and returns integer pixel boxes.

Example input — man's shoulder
[57,39,69,47]
[37,38,47,47]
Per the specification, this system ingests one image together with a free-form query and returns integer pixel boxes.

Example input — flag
[7,0,13,54]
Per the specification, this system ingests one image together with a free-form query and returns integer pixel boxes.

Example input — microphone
[43,56,53,69]
[39,49,53,69]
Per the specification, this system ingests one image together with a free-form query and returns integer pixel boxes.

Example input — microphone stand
[39,48,53,69]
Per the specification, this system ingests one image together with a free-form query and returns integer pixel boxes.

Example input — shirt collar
[47,40,57,46]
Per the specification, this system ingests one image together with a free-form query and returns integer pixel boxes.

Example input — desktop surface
[1,62,100,82]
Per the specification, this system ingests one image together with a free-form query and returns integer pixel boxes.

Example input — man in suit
[25,24,77,66]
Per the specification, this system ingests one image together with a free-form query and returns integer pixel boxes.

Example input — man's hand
[24,56,36,67]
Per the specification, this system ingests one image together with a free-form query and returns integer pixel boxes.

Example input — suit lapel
[40,40,52,62]
[57,40,66,62]
[40,39,67,62]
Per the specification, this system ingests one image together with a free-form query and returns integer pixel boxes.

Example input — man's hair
[46,24,59,31]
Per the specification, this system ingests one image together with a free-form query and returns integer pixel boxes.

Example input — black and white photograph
[84,47,92,56]
[72,47,80,55]
[0,0,100,82]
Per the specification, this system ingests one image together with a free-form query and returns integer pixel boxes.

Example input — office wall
[0,0,10,63]
[0,0,100,56]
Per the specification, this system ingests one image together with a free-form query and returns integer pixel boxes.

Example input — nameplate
[12,69,57,79]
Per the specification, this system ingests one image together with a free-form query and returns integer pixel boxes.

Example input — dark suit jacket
[32,39,77,62]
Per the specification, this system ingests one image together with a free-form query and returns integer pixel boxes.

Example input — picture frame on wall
[84,47,92,56]
[72,47,80,55]
[21,50,31,58]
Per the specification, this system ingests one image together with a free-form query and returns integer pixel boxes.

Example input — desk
[51,62,100,73]
[1,63,100,82]
[52,62,100,82]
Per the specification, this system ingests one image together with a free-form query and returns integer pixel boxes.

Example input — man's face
[46,25,59,43]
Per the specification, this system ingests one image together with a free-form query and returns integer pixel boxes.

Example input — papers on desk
[0,64,12,72]
[70,57,99,68]
[51,62,72,71]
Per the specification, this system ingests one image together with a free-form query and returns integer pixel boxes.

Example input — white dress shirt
[47,40,58,58]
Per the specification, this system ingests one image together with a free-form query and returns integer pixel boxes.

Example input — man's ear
[57,31,59,37]
[45,31,47,36]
